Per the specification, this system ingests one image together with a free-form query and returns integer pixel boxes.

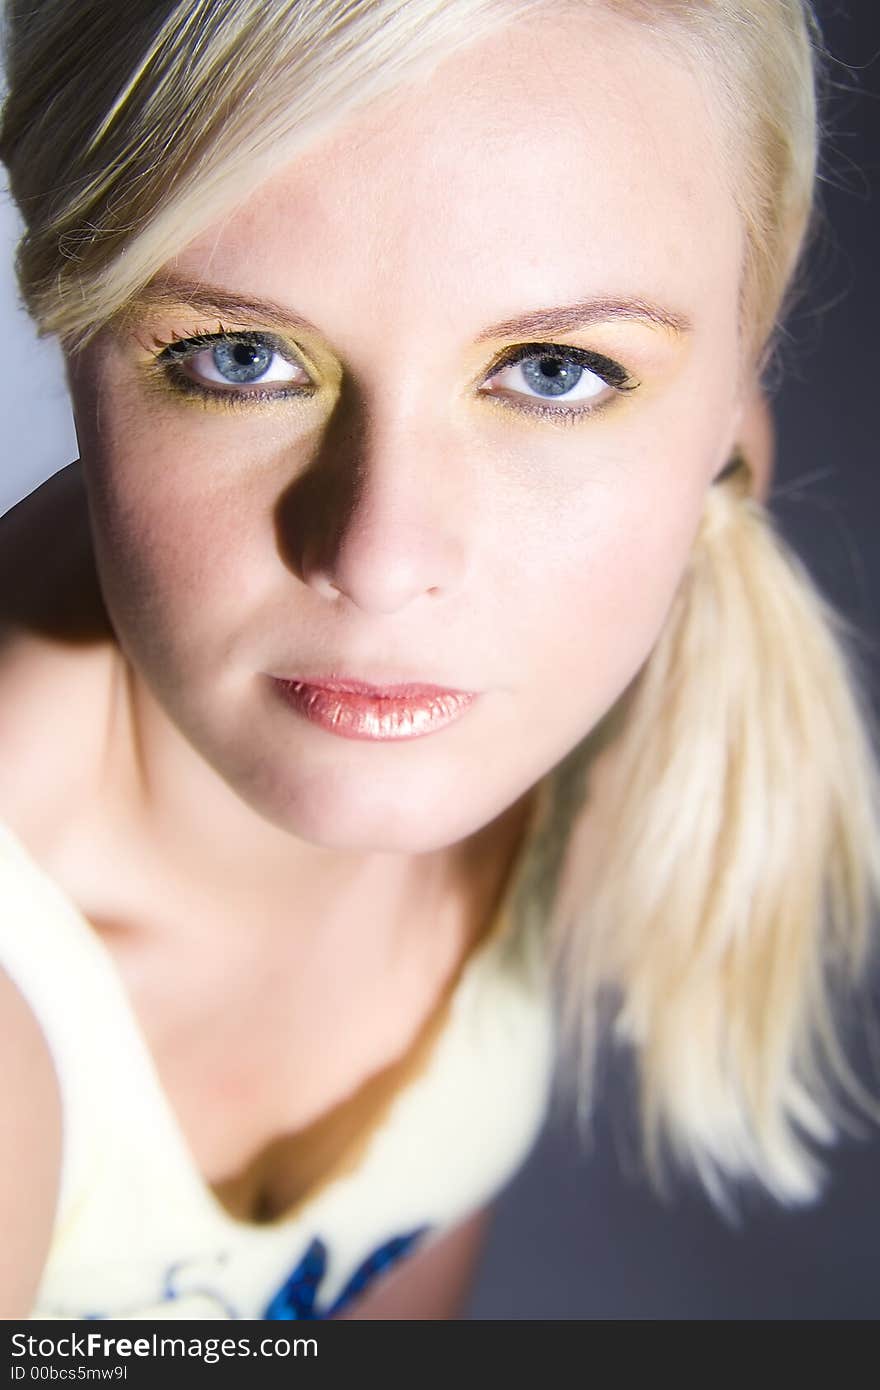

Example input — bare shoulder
[0,484,82,1294]
[0,966,63,1316]
[0,464,115,841]
[338,1203,494,1320]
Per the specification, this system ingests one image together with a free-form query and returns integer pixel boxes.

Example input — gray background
[1,1,877,1320]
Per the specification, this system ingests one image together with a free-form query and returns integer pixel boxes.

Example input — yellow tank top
[0,784,557,1320]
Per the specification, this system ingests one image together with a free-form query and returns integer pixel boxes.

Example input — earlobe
[712,445,754,502]
[712,380,775,499]
[736,381,776,502]
[713,446,748,487]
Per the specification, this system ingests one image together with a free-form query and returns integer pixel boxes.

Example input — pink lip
[269,676,478,741]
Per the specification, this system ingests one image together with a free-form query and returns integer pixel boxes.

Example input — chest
[89,892,483,1225]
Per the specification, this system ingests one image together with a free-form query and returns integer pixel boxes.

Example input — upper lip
[270,673,474,697]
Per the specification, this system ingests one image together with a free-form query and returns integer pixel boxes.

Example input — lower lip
[269,678,478,741]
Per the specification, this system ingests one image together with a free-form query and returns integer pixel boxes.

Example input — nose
[280,395,472,615]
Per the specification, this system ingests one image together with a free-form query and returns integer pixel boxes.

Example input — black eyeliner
[488,340,637,391]
[155,328,297,362]
[146,328,638,418]
[148,328,316,410]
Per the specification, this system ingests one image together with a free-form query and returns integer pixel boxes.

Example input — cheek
[507,461,705,709]
[79,413,267,676]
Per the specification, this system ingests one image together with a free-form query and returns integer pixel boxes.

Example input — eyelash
[483,341,637,425]
[146,327,639,424]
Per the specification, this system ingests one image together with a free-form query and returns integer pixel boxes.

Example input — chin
[246,759,490,856]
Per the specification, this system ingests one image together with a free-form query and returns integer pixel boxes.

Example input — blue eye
[157,330,310,397]
[151,328,636,421]
[520,354,585,396]
[482,342,636,420]
[210,339,277,383]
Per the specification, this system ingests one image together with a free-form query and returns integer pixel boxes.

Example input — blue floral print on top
[264,1226,431,1319]
[77,1227,431,1320]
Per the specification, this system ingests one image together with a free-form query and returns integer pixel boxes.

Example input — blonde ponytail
[546,450,880,1215]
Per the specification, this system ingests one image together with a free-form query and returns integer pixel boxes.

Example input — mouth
[268,675,478,742]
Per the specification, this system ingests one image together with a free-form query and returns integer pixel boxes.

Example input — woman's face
[67,7,747,854]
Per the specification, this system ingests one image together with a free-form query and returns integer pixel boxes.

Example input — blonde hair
[0,0,542,348]
[0,0,823,363]
[540,450,880,1217]
[2,0,879,1213]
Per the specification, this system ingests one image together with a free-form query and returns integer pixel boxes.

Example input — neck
[89,648,535,948]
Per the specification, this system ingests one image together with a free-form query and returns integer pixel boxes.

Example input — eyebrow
[127,276,322,336]
[130,274,693,342]
[473,296,692,341]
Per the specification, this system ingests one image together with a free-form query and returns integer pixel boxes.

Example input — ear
[734,377,776,503]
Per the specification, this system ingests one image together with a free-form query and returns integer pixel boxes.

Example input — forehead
[169,7,740,341]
